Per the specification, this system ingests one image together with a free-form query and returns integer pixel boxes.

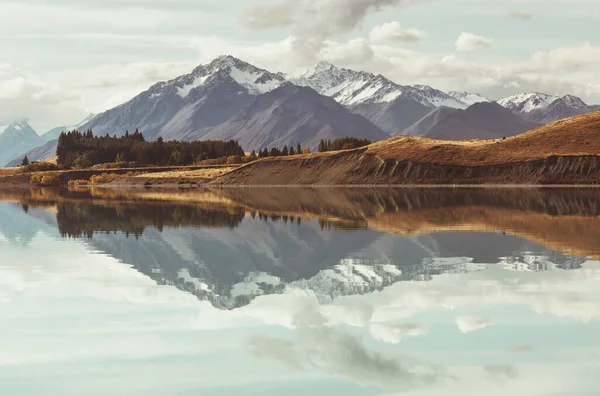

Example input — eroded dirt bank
[214,150,600,185]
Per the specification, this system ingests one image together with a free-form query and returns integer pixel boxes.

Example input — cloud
[455,32,494,52]
[484,365,519,380]
[0,64,82,127]
[240,0,298,29]
[370,21,428,43]
[456,316,493,333]
[508,11,534,21]
[240,0,436,64]
[509,42,600,73]
[369,323,429,344]
[246,328,450,390]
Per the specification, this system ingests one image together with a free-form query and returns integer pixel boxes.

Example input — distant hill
[401,106,457,137]
[6,139,58,167]
[421,102,540,140]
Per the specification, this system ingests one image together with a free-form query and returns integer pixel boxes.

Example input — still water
[1,187,599,395]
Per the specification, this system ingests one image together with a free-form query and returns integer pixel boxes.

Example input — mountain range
[4,55,599,166]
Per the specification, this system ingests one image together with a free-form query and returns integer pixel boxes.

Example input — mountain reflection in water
[1,187,596,309]
[1,187,600,395]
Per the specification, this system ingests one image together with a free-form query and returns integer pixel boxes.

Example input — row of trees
[317,137,372,152]
[57,130,245,168]
[255,142,307,158]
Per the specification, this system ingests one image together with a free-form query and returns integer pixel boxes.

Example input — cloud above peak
[240,0,436,65]
[455,32,494,52]
[370,21,428,43]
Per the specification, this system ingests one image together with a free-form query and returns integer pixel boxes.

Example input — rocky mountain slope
[401,106,457,137]
[201,84,389,150]
[294,62,467,134]
[422,102,540,140]
[81,56,287,141]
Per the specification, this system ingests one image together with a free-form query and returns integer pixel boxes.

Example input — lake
[1,187,600,395]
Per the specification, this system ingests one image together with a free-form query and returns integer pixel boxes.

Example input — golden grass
[133,167,237,179]
[367,110,600,165]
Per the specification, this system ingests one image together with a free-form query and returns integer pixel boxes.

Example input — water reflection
[1,187,600,395]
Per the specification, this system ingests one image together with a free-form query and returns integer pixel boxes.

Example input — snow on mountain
[497,92,558,113]
[0,121,42,166]
[294,62,468,109]
[80,56,290,141]
[448,91,490,106]
[173,55,286,98]
[498,93,598,124]
[293,62,470,134]
[0,120,36,136]
[412,85,468,109]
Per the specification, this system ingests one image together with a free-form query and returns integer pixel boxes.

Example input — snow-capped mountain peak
[294,63,468,109]
[497,92,558,113]
[555,94,588,108]
[448,91,491,106]
[0,121,38,137]
[150,55,287,99]
[411,85,468,109]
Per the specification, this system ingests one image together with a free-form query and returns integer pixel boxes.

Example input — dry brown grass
[133,167,237,179]
[368,110,600,165]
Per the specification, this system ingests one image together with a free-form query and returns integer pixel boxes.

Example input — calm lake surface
[1,187,600,395]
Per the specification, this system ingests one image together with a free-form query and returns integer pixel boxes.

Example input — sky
[1,202,600,395]
[1,0,599,132]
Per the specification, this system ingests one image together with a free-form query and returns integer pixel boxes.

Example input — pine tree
[21,155,29,166]
[289,146,295,155]
[296,142,302,154]
[318,139,326,152]
[282,145,289,156]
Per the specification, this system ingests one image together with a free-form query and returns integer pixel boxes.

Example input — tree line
[255,142,306,158]
[57,130,245,168]
[318,137,372,152]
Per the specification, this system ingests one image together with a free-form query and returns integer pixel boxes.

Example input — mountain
[7,114,97,166]
[522,95,600,124]
[422,102,541,140]
[401,106,457,137]
[497,92,558,113]
[42,113,96,141]
[448,91,490,106]
[293,62,467,134]
[80,56,286,141]
[201,84,389,150]
[0,121,42,166]
[497,93,599,124]
[6,139,58,167]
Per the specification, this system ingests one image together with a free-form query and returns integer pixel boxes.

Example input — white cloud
[370,21,428,43]
[369,323,429,344]
[0,64,82,128]
[456,316,493,333]
[246,328,450,390]
[455,32,494,52]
